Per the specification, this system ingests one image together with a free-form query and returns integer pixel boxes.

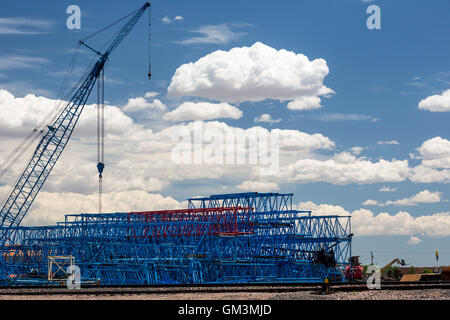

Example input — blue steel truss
[188,192,293,212]
[0,192,352,286]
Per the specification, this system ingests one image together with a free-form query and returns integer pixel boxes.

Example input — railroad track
[0,281,449,296]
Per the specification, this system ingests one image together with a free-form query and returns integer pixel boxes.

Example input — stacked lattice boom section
[0,192,352,286]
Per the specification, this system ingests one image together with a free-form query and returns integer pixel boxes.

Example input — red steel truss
[127,207,254,238]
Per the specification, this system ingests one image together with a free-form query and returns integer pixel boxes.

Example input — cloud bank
[167,42,333,109]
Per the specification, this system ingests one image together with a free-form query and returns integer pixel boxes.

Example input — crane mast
[0,3,150,236]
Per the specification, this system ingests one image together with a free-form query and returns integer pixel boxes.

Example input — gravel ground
[1,289,449,300]
[322,289,450,300]
[274,289,450,300]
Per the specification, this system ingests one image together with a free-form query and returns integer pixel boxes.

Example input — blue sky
[0,0,449,267]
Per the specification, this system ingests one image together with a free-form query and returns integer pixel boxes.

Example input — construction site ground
[0,288,449,300]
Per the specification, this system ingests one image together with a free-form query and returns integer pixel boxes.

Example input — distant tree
[363,265,368,274]
[422,268,433,274]
[408,266,416,274]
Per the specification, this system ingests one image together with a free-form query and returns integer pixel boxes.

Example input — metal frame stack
[0,192,352,286]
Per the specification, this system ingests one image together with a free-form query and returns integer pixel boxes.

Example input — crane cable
[0,44,102,182]
[148,4,151,80]
[81,8,140,44]
[1,5,148,211]
[0,43,84,180]
[0,46,100,212]
[97,69,105,214]
[0,3,145,180]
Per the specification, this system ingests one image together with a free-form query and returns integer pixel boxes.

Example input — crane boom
[380,258,405,272]
[0,3,150,234]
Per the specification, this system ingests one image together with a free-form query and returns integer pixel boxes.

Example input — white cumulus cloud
[163,102,242,121]
[254,113,281,124]
[123,97,167,112]
[418,89,450,112]
[407,236,422,245]
[162,15,184,24]
[144,91,158,98]
[0,89,133,136]
[363,189,443,207]
[410,137,450,183]
[281,152,410,185]
[236,180,279,192]
[287,96,321,110]
[167,42,333,109]
[0,88,340,206]
[297,200,450,237]
[350,147,364,155]
[362,199,379,206]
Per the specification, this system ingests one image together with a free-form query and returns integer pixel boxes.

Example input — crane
[0,2,151,242]
[380,258,406,273]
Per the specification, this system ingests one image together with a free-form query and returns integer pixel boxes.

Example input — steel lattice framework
[0,192,352,286]
[0,2,151,236]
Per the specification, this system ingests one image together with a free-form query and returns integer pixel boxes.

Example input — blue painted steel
[0,192,352,286]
